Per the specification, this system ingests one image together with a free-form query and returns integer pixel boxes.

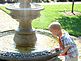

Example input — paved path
[0,10,18,32]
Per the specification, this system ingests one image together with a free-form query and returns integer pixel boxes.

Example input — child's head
[48,22,62,37]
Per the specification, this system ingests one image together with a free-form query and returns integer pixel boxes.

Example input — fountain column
[12,0,39,46]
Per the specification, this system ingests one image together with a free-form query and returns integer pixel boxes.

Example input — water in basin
[0,31,56,53]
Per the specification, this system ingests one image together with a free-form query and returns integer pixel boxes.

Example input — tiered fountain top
[7,0,43,10]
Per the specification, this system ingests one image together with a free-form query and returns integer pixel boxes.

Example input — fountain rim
[0,50,59,61]
[6,7,44,11]
[6,3,44,11]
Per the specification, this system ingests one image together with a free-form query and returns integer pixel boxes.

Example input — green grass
[58,15,81,36]
[0,6,10,14]
[32,4,81,29]
[0,4,81,36]
[32,4,81,36]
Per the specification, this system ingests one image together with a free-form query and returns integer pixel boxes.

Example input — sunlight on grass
[0,6,10,14]
[32,4,81,31]
[0,3,10,14]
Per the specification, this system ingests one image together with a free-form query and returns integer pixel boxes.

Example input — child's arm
[61,45,70,55]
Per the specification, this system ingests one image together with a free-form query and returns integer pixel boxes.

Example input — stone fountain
[7,0,43,47]
[0,0,61,61]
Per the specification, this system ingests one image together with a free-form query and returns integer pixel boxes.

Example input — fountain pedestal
[14,18,37,46]
[7,0,43,46]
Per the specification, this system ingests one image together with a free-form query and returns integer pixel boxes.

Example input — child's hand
[49,48,60,53]
[59,52,65,56]
[48,49,55,52]
[50,49,55,52]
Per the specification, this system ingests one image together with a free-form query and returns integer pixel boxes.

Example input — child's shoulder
[62,29,67,33]
[62,29,68,35]
[61,29,70,39]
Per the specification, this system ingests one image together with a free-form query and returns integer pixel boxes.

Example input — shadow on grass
[56,15,81,37]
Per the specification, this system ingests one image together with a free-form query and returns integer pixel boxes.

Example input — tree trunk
[72,0,74,13]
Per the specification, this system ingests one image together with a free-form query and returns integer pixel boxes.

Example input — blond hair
[48,22,61,30]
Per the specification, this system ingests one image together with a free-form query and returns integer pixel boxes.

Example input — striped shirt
[61,31,78,58]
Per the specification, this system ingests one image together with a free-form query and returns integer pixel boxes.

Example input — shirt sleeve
[61,33,74,48]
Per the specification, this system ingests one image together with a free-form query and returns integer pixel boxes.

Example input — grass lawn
[32,4,81,37]
[0,4,81,36]
[0,5,10,14]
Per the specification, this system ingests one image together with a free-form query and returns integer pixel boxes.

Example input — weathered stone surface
[0,50,60,61]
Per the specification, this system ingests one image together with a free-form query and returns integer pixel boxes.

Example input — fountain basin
[0,30,60,61]
[3,1,61,61]
[0,50,60,61]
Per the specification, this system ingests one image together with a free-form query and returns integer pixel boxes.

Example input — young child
[48,22,78,61]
